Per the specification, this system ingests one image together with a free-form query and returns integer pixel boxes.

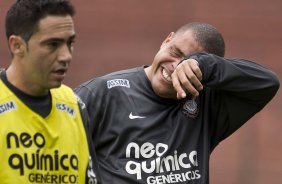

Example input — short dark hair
[5,0,75,43]
[176,22,225,57]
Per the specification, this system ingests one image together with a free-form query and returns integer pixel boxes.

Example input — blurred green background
[1,0,281,183]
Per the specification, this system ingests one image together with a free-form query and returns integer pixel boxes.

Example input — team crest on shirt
[182,98,199,118]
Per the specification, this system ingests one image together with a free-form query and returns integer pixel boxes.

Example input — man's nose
[58,45,72,63]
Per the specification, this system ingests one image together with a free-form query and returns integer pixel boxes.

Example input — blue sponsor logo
[56,103,75,117]
[0,101,17,115]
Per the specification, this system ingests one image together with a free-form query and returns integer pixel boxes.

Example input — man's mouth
[55,69,66,75]
[162,68,172,82]
[52,68,68,79]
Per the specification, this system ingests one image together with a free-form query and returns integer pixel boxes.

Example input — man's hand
[171,59,203,99]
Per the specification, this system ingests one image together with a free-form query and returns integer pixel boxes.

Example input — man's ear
[9,35,26,57]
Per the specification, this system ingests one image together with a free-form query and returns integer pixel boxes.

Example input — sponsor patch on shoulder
[0,101,17,115]
[56,103,75,117]
[107,79,130,89]
[182,98,199,118]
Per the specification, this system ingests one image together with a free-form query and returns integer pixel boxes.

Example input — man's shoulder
[51,84,77,104]
[78,66,143,88]
[103,67,142,78]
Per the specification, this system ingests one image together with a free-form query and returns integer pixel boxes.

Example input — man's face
[145,30,202,99]
[21,15,75,95]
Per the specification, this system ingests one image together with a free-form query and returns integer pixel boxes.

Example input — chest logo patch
[129,112,146,119]
[107,79,130,89]
[182,98,199,118]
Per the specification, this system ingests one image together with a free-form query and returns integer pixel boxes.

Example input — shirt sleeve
[74,84,97,137]
[188,52,280,148]
[75,92,101,183]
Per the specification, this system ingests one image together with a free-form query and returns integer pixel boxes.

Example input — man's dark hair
[5,0,75,43]
[176,22,225,57]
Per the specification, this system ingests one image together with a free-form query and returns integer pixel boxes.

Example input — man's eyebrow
[41,37,64,45]
[174,46,186,57]
[41,35,76,44]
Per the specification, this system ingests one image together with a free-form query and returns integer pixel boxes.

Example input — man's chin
[50,82,63,89]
